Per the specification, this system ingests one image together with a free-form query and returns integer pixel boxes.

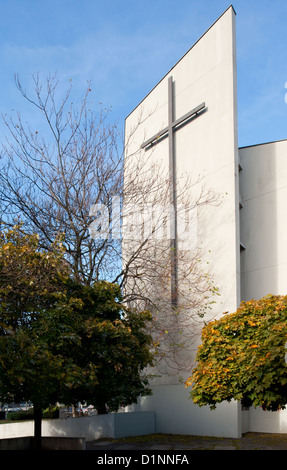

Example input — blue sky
[0,0,287,147]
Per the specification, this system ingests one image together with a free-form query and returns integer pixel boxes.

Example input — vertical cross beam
[141,76,206,309]
[168,77,178,308]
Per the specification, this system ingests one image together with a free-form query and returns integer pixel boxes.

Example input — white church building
[124,5,287,438]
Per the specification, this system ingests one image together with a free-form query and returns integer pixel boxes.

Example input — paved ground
[86,432,287,451]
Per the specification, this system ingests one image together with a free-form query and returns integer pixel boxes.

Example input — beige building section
[125,5,240,327]
[124,6,242,437]
[240,139,287,300]
[239,139,287,434]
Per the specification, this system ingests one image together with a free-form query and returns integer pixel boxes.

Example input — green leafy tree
[186,295,287,411]
[65,281,154,414]
[0,225,154,449]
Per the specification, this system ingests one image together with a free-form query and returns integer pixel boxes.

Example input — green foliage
[0,225,154,416]
[5,406,59,421]
[62,281,154,412]
[6,409,35,421]
[43,405,60,419]
[186,295,287,411]
[0,223,69,330]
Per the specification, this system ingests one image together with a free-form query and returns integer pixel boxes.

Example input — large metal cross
[141,76,206,308]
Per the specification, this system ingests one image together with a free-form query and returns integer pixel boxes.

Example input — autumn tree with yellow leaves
[186,295,287,411]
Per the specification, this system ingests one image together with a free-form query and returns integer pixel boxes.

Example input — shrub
[43,405,59,419]
[6,405,59,421]
[6,409,34,421]
[186,295,287,411]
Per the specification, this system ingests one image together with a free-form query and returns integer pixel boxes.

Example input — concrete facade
[239,139,287,433]
[125,4,240,337]
[124,6,242,438]
[239,139,287,300]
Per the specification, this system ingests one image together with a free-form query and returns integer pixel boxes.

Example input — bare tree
[0,74,220,375]
[0,74,123,284]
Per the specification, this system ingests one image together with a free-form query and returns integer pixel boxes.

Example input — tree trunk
[34,404,42,450]
[72,404,77,417]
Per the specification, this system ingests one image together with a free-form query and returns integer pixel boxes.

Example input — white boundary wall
[0,411,155,442]
[130,384,242,438]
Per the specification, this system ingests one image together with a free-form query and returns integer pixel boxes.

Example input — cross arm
[141,102,206,149]
[141,124,169,149]
[173,102,205,129]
